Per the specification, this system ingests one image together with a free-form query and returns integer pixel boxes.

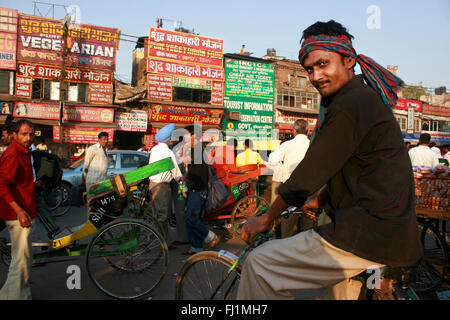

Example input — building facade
[0,7,121,164]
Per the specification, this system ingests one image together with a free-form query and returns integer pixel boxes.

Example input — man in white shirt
[408,133,440,167]
[83,132,109,191]
[148,124,182,240]
[443,144,450,164]
[268,119,310,237]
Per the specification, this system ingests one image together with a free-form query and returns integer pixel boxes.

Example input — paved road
[2,204,444,300]
[0,204,265,300]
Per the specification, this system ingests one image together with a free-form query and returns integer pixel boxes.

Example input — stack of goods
[413,165,450,212]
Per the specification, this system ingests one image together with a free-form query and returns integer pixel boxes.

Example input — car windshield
[68,158,85,169]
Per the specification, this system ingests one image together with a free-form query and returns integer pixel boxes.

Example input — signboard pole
[59,17,70,143]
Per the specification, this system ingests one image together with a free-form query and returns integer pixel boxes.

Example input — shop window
[414,119,421,132]
[295,76,307,89]
[107,154,117,169]
[67,82,88,103]
[121,154,148,169]
[422,121,429,131]
[32,79,43,99]
[400,118,407,131]
[32,79,60,100]
[277,89,319,110]
[0,71,9,93]
[173,87,211,104]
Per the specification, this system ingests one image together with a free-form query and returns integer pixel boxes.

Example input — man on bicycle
[238,20,423,299]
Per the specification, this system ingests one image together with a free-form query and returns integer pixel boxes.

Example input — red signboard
[211,81,224,105]
[0,8,18,70]
[150,104,224,125]
[53,125,114,144]
[148,27,223,67]
[18,61,113,84]
[423,104,450,117]
[15,76,32,98]
[394,98,422,112]
[63,106,114,123]
[89,83,113,104]
[13,101,60,120]
[17,14,120,71]
[148,74,173,101]
[147,58,224,81]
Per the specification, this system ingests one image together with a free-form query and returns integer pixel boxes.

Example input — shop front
[274,107,317,141]
[54,104,116,163]
[114,109,148,150]
[147,103,225,147]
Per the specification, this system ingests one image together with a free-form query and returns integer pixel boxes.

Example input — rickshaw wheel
[86,218,168,299]
[230,195,269,238]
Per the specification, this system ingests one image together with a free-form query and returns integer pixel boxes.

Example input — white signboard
[115,110,148,132]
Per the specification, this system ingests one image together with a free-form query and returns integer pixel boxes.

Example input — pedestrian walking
[238,20,422,300]
[408,133,440,167]
[182,125,218,255]
[0,120,44,300]
[148,124,182,242]
[268,119,310,237]
[82,132,109,192]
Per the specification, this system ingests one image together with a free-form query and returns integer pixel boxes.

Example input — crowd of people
[0,19,448,301]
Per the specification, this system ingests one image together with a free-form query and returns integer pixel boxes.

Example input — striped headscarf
[299,34,404,140]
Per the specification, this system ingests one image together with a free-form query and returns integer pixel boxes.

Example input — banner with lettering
[148,74,173,101]
[15,76,32,98]
[17,61,113,84]
[150,104,223,125]
[393,98,422,113]
[53,125,114,144]
[0,8,18,70]
[63,105,114,123]
[89,84,113,104]
[17,14,120,72]
[13,101,60,120]
[115,110,148,132]
[147,27,224,105]
[148,27,223,67]
[148,58,224,81]
[223,58,275,138]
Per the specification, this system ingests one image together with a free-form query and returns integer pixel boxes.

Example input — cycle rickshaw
[1,157,174,300]
[200,163,271,237]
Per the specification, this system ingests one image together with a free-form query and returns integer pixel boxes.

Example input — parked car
[62,150,149,205]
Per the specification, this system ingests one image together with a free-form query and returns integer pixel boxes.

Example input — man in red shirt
[0,119,41,300]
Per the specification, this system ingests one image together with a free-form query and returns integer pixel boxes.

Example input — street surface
[0,204,446,300]
[0,205,247,300]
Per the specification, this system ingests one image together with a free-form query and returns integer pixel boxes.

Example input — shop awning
[62,121,117,128]
[276,106,319,115]
[29,119,60,126]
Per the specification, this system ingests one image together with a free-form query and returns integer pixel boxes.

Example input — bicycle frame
[26,158,174,261]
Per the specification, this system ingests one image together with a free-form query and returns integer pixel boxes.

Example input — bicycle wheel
[50,184,72,217]
[130,201,166,239]
[41,188,63,211]
[175,250,241,300]
[230,195,269,237]
[410,220,449,294]
[0,240,11,267]
[86,219,168,299]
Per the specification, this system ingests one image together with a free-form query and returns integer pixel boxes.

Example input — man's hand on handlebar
[240,215,271,247]
[241,195,290,246]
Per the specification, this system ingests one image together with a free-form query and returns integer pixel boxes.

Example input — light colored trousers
[237,229,384,300]
[0,220,33,300]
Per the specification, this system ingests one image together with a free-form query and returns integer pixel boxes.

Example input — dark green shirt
[278,75,423,267]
